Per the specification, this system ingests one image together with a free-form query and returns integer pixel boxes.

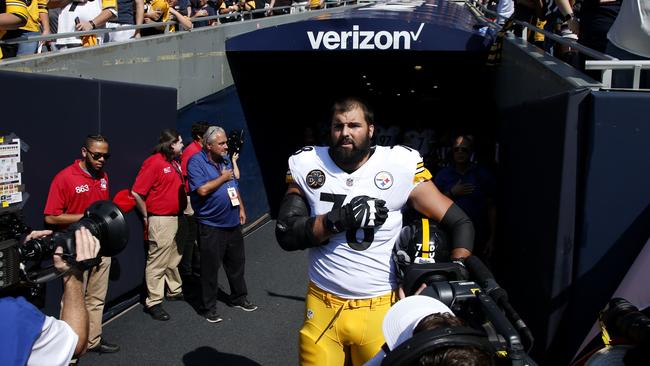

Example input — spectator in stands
[142,0,192,36]
[13,0,49,55]
[237,0,265,19]
[364,296,494,366]
[187,126,257,324]
[106,0,145,42]
[435,135,496,260]
[49,0,117,49]
[606,0,650,88]
[191,0,217,27]
[0,228,101,365]
[218,0,242,23]
[0,0,28,59]
[44,134,120,354]
[179,121,210,278]
[267,0,292,16]
[132,129,186,321]
[576,0,620,79]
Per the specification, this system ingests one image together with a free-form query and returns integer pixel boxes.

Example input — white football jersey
[402,128,436,156]
[287,145,431,298]
[374,125,401,147]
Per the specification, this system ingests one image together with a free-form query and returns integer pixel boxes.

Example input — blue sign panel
[226,0,493,52]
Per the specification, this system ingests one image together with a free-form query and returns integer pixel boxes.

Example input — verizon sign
[307,23,425,50]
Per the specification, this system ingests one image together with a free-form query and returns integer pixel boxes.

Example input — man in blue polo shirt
[186,125,257,323]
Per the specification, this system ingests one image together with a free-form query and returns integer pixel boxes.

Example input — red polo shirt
[132,153,184,215]
[44,159,109,216]
[181,140,202,192]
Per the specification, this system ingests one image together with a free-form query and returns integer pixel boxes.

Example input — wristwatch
[563,13,575,22]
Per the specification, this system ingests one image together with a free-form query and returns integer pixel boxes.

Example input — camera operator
[0,227,100,366]
[364,295,493,366]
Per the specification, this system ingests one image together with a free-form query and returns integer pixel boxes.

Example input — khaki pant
[145,216,182,307]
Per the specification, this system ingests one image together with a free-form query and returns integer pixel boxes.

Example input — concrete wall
[0,6,360,109]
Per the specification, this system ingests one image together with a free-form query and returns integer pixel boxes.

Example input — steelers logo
[374,171,394,190]
[306,169,326,189]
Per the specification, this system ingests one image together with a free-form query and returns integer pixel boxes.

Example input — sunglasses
[87,150,111,160]
[453,147,470,153]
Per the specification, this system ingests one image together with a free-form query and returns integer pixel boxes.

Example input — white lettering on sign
[307,23,425,50]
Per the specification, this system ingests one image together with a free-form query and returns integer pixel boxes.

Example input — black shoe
[204,309,223,323]
[166,293,184,301]
[230,299,258,312]
[146,304,170,321]
[88,339,120,353]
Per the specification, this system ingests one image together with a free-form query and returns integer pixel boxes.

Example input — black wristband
[89,20,97,29]
[563,13,575,22]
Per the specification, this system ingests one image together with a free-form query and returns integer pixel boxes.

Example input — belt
[147,213,179,217]
[308,282,396,310]
[309,282,396,344]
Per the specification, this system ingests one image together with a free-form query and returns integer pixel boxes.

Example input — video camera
[227,129,245,159]
[388,219,537,366]
[0,133,128,293]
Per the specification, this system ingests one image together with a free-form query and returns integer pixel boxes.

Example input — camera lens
[602,298,650,345]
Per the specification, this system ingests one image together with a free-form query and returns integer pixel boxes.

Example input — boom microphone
[465,256,535,352]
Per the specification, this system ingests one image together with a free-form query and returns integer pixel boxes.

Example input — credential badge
[374,171,394,190]
[306,169,326,189]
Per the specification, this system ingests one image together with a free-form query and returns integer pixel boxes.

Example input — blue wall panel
[176,86,270,224]
[0,70,177,316]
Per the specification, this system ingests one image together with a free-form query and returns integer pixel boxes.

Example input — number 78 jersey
[287,145,431,298]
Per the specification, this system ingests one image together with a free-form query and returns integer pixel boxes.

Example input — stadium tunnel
[224,0,498,213]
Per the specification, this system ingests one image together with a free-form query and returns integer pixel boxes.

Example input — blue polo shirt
[187,150,240,228]
[0,297,46,366]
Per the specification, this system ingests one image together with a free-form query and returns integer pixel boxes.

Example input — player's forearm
[0,13,26,29]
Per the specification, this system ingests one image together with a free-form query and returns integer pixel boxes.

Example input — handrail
[585,60,650,90]
[468,0,650,90]
[0,0,356,46]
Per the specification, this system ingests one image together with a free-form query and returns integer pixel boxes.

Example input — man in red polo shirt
[132,129,185,321]
[178,121,209,277]
[44,134,120,354]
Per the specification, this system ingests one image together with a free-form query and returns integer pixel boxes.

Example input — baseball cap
[382,295,454,350]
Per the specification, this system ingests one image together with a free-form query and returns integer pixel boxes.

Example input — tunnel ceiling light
[410,89,415,93]
[433,85,438,89]
[366,82,371,86]
[414,65,423,71]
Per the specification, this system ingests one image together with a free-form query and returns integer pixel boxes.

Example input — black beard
[329,136,372,168]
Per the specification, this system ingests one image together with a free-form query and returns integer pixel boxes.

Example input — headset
[381,326,497,366]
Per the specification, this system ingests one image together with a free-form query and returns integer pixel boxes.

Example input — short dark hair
[191,121,210,141]
[413,313,494,366]
[331,96,374,126]
[153,129,180,162]
[85,134,109,148]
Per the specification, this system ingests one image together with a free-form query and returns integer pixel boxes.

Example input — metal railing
[0,0,356,46]
[469,0,647,90]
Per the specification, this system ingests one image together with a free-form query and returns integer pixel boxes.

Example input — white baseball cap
[382,295,454,350]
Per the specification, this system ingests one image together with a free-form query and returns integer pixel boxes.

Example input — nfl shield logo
[346,178,354,187]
